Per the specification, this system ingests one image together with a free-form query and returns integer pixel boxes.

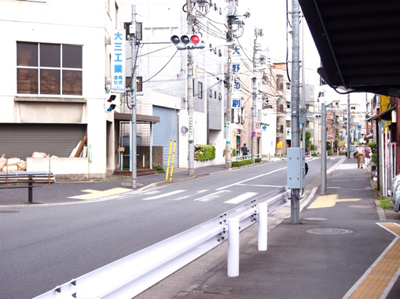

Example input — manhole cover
[0,210,20,214]
[306,228,353,235]
[348,205,373,209]
[303,217,328,221]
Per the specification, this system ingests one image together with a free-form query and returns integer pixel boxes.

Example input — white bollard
[258,202,268,251]
[228,218,240,277]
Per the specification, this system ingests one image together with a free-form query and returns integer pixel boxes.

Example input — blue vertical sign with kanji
[111,30,126,90]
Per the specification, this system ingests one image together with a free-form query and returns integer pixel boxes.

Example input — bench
[0,171,55,204]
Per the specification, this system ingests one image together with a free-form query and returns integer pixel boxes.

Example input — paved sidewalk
[135,158,400,299]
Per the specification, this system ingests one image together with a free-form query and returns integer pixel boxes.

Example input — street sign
[232,99,241,108]
[111,30,126,91]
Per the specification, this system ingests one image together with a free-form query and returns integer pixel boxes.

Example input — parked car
[391,174,400,212]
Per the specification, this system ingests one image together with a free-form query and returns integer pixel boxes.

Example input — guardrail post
[28,176,33,204]
[258,202,268,251]
[228,218,240,277]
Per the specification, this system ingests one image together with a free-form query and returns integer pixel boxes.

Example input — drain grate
[306,228,353,235]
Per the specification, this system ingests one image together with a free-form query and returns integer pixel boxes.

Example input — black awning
[114,112,160,124]
[299,0,400,97]
[366,105,396,122]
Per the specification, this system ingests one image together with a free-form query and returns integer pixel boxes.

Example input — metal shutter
[0,124,87,159]
[152,106,179,168]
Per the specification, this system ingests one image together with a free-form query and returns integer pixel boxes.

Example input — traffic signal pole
[187,0,195,176]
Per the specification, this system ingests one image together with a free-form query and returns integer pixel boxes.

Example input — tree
[305,130,312,152]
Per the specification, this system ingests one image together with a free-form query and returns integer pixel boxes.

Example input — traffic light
[170,34,205,50]
[104,94,117,112]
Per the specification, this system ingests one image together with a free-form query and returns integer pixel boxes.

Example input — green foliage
[152,165,164,173]
[379,197,394,210]
[368,141,377,153]
[310,144,315,151]
[194,144,216,162]
[311,152,319,157]
[255,158,261,163]
[232,148,236,157]
[326,141,332,151]
[232,159,252,167]
[368,141,378,163]
[305,130,311,152]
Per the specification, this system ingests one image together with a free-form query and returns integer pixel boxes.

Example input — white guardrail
[34,186,289,299]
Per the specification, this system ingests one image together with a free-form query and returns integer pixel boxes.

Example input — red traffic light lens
[107,95,117,102]
[191,35,200,45]
[181,35,190,44]
[171,35,180,45]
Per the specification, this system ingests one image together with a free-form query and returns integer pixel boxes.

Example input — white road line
[224,192,258,204]
[172,195,191,201]
[143,190,185,200]
[237,184,284,188]
[194,190,230,202]
[216,167,287,191]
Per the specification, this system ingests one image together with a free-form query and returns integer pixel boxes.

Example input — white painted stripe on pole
[143,190,185,200]
[224,192,257,204]
[216,167,287,191]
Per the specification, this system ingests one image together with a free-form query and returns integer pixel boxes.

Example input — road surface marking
[344,222,400,299]
[224,192,258,204]
[216,167,287,191]
[194,190,230,202]
[308,195,361,209]
[143,190,185,200]
[237,184,284,188]
[69,188,132,200]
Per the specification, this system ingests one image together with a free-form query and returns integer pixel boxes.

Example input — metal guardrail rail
[33,186,289,299]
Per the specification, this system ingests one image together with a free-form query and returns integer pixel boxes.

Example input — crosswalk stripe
[194,190,230,202]
[224,192,258,204]
[143,190,185,200]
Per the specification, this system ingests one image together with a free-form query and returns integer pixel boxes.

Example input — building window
[276,74,284,91]
[17,42,82,95]
[198,81,203,99]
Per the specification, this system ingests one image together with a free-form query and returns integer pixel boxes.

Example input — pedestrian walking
[364,143,371,167]
[354,143,365,169]
[241,143,249,156]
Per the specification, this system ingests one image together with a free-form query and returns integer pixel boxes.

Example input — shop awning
[299,0,400,97]
[114,112,160,124]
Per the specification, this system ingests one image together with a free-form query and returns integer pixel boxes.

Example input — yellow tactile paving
[346,222,400,299]
[308,194,337,209]
[68,187,132,200]
[308,194,361,209]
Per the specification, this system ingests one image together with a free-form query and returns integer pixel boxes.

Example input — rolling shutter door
[0,124,87,160]
[152,106,179,168]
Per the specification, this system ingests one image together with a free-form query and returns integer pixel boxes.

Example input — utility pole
[187,0,195,176]
[301,16,306,151]
[130,5,138,189]
[321,101,327,195]
[251,28,261,162]
[347,93,351,158]
[289,0,301,224]
[225,0,235,169]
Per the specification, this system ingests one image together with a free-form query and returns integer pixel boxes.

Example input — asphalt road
[0,157,337,298]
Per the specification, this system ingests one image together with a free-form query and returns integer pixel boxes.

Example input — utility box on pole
[287,147,305,189]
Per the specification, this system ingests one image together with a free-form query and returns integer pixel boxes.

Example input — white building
[0,0,124,179]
